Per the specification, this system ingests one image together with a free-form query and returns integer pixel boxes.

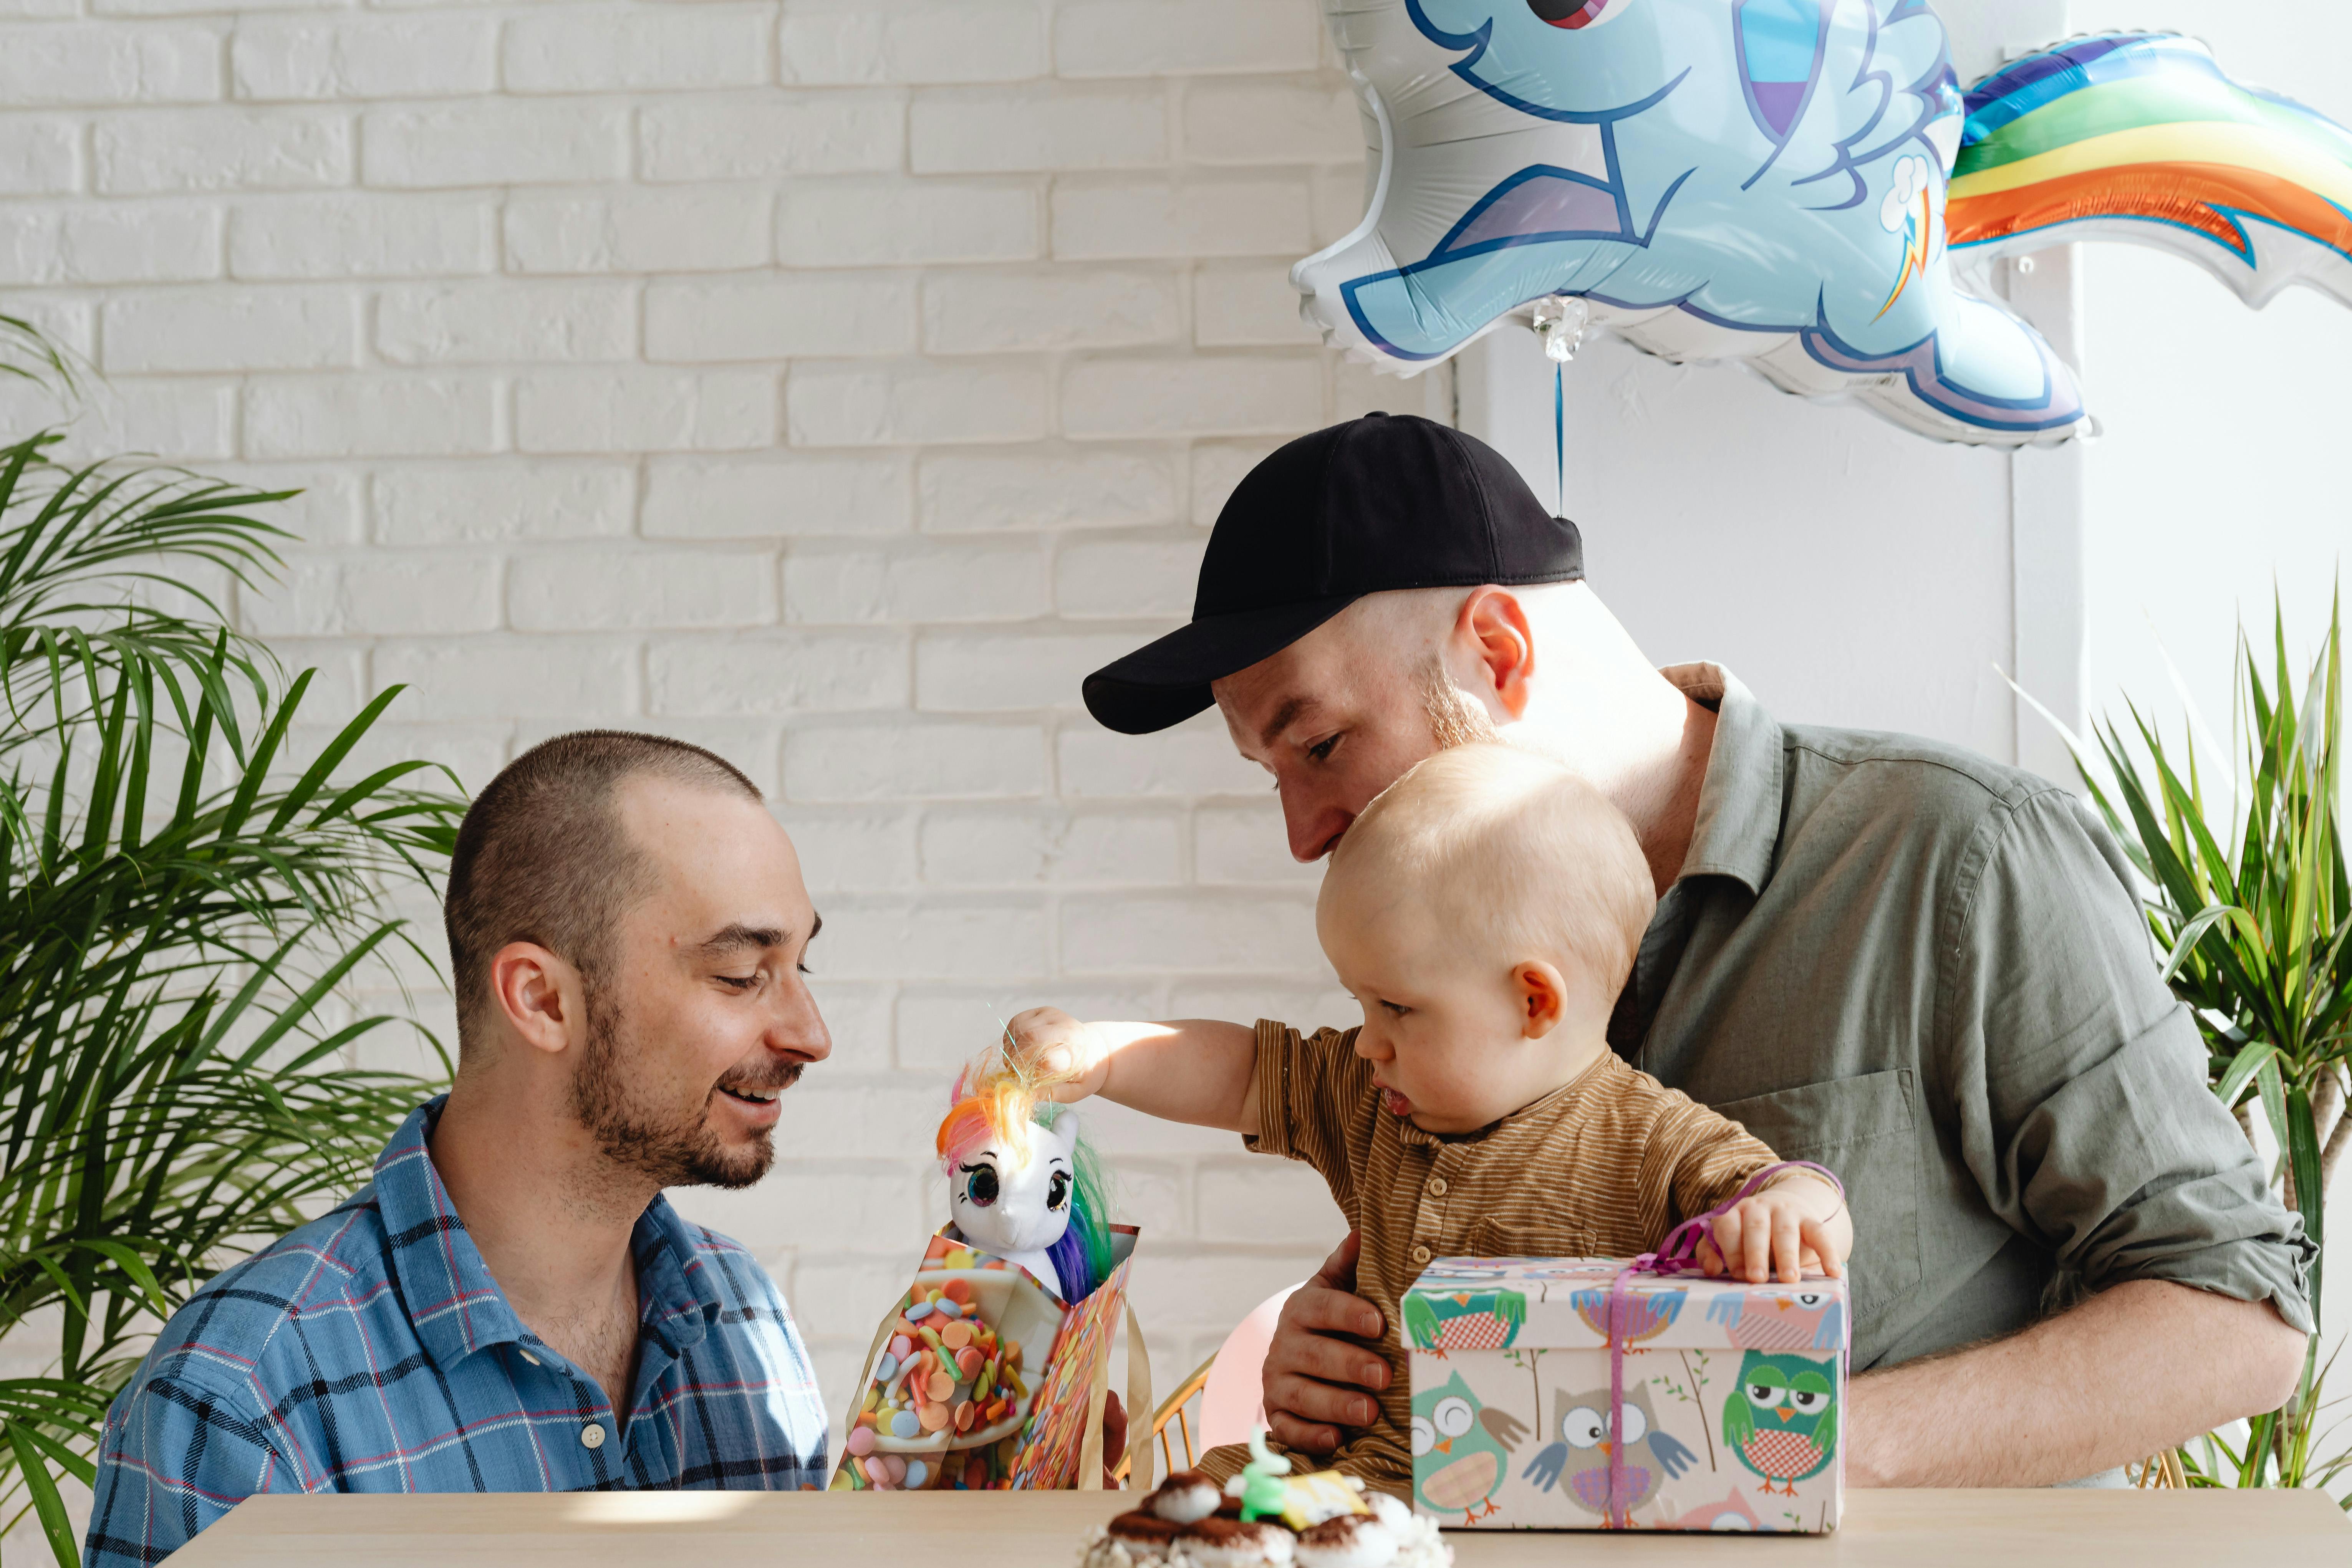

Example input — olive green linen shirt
[1619,665,2313,1373]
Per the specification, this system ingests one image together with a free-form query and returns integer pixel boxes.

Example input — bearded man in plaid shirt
[86,733,836,1565]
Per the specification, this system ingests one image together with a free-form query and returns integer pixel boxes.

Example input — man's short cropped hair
[1324,743,1655,997]
[443,730,761,1050]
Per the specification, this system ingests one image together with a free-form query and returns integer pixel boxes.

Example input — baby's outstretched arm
[1004,1008,1262,1134]
[1698,1173,1853,1286]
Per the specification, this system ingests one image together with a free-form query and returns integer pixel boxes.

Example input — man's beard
[1417,656,1501,751]
[569,983,798,1190]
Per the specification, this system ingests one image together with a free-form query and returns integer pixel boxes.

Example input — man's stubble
[569,979,799,1192]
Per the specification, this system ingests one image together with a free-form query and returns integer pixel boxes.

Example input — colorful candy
[846,1426,876,1457]
[904,1459,929,1490]
[890,1409,920,1439]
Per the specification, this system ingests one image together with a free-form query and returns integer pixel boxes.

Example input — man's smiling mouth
[716,1063,802,1108]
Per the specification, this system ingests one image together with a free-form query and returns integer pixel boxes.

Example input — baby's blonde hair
[1323,744,1656,1000]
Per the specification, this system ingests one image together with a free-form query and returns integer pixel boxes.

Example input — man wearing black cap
[1083,412,2311,1487]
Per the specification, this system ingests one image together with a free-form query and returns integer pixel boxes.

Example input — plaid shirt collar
[373,1096,718,1373]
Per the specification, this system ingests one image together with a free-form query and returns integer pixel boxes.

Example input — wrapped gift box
[1406,1257,1846,1533]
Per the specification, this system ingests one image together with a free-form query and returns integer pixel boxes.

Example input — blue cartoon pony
[1296,3,2352,444]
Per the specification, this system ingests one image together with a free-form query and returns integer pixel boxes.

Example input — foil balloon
[1294,6,2352,446]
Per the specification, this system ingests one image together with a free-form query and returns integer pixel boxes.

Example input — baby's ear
[1513,961,1567,1038]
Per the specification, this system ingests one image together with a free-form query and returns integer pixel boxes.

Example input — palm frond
[0,390,465,1565]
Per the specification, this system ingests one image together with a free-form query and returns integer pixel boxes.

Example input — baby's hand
[1003,1007,1111,1101]
[1698,1173,1850,1285]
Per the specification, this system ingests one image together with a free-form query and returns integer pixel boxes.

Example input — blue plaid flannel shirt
[84,1097,828,1565]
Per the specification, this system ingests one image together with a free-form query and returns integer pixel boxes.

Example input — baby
[1008,743,1850,1497]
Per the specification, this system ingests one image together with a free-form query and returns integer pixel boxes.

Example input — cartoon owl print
[1521,1383,1698,1522]
[1665,1485,1767,1532]
[1706,1286,1844,1352]
[1411,1369,1529,1523]
[1723,1351,1839,1495]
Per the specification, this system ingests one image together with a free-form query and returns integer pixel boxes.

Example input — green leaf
[2258,1054,2291,1154]
[2215,1039,2278,1111]
[5,1421,80,1568]
[2161,904,2253,983]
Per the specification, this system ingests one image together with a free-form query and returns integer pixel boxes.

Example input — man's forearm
[1847,1279,2307,1487]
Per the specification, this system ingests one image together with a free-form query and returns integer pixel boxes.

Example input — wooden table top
[167,1486,2350,1566]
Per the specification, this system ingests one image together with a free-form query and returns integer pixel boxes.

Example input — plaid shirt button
[582,1423,606,1450]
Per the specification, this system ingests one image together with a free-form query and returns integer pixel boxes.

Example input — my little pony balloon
[1295,5,2352,445]
[935,1046,1114,1305]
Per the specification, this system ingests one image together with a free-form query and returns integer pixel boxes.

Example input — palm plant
[0,406,465,1563]
[2067,594,2348,1497]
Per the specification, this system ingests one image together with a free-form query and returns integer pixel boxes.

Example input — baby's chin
[1385,1087,1489,1136]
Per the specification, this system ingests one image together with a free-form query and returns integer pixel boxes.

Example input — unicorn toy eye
[961,1163,999,1207]
[1047,1170,1070,1212]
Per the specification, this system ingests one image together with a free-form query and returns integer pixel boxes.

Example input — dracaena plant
[2066,594,2348,1498]
[0,332,465,1564]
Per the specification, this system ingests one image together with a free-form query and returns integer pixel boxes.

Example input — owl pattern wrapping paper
[1405,1257,1847,1533]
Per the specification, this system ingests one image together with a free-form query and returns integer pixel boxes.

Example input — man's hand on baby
[1697,1175,1849,1285]
[1002,1007,1110,1101]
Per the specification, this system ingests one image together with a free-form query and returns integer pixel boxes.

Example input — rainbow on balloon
[1948,31,2352,308]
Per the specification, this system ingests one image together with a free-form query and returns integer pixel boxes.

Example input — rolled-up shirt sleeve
[1940,788,2314,1331]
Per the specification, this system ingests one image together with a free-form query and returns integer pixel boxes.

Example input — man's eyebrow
[694,920,803,956]
[1256,695,1317,750]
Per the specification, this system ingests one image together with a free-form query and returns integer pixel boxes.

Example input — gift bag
[831,1224,1153,1493]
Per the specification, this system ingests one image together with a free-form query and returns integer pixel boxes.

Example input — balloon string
[1553,359,1566,517]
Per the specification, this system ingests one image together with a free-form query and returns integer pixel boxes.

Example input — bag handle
[1077,1303,1156,1491]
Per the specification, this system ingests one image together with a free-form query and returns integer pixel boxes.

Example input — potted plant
[2060,596,2347,1498]
[0,335,465,1563]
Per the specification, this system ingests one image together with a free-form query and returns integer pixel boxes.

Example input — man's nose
[1286,800,1353,863]
[771,982,833,1062]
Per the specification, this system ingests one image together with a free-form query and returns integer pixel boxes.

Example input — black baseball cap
[1081,412,1584,735]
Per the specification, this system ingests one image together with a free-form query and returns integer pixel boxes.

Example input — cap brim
[1081,594,1362,735]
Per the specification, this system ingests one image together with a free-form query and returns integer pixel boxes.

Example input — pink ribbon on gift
[1602,1159,1846,1530]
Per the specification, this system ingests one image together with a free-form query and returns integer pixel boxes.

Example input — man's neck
[1513,683,1718,898]
[1623,694,1718,896]
[428,1074,656,1406]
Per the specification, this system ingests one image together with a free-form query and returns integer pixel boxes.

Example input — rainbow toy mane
[934,1038,1115,1303]
[1950,32,2352,308]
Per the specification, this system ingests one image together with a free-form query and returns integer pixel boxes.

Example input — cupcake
[1106,1511,1184,1561]
[1176,1517,1297,1567]
[1362,1494,1450,1568]
[1148,1470,1223,1524]
[1293,1515,1398,1568]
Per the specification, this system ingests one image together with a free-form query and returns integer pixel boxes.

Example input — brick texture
[10,0,1468,1463]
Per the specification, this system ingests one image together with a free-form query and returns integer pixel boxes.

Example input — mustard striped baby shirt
[1199,1018,1781,1495]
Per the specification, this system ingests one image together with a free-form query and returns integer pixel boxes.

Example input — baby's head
[1318,743,1655,1133]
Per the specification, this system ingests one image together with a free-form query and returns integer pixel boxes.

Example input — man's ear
[1457,587,1538,720]
[1514,960,1568,1039]
[487,941,584,1060]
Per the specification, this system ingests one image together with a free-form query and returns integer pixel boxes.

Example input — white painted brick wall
[2,0,1461,1479]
